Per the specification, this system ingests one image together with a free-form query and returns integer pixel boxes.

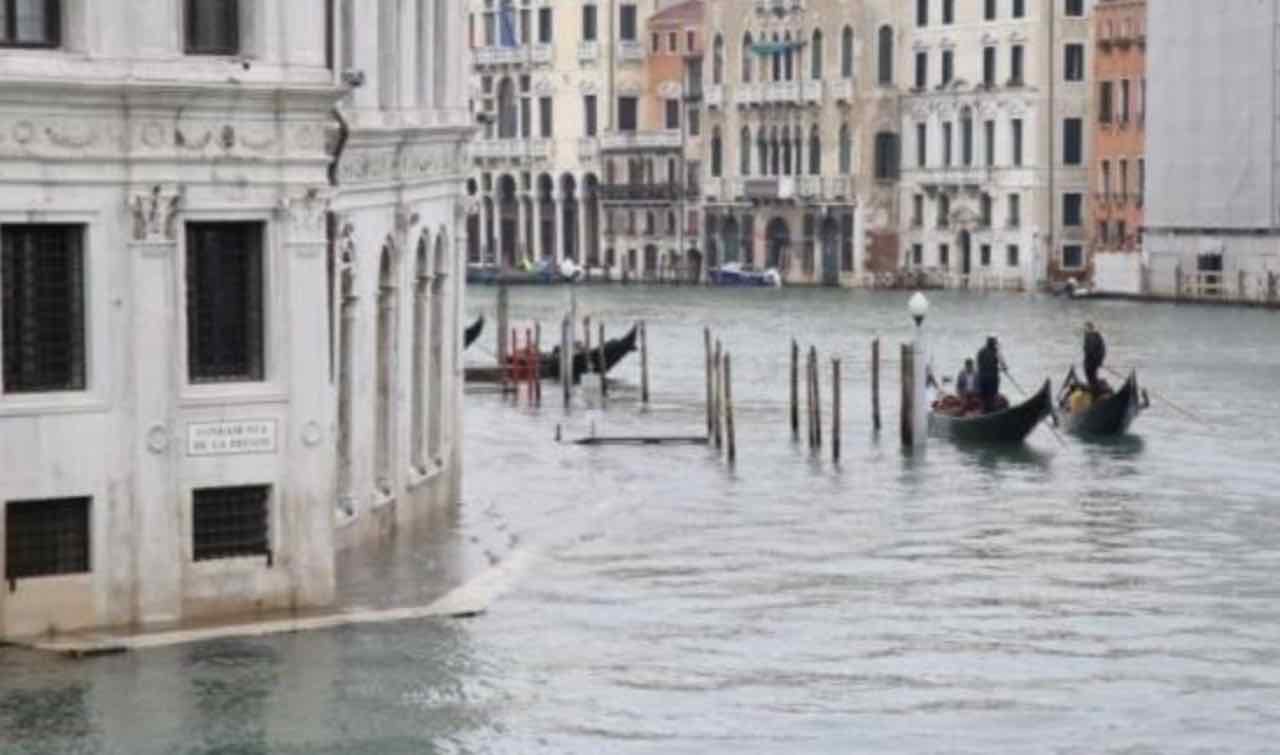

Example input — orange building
[1088,0,1147,289]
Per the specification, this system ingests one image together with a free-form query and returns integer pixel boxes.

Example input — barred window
[186,222,265,383]
[192,485,270,562]
[5,497,90,581]
[2,224,86,394]
[186,0,239,55]
[0,0,61,47]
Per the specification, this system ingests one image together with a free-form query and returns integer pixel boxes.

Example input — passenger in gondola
[1083,321,1106,395]
[976,337,1003,413]
[955,358,977,399]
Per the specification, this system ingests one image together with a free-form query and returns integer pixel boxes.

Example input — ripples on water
[3,288,1280,754]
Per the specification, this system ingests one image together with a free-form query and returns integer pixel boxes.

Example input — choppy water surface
[4,288,1280,754]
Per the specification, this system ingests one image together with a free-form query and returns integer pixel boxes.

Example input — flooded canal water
[4,288,1280,753]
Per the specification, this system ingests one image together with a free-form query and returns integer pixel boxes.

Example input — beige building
[466,0,699,280]
[900,0,1093,290]
[699,0,906,286]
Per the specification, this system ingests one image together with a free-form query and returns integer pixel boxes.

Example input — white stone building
[0,0,469,641]
[1143,0,1280,302]
[701,0,907,286]
[899,0,1092,290]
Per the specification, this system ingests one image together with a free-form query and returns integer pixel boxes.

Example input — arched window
[961,106,974,166]
[667,212,677,235]
[770,127,781,175]
[497,77,517,139]
[878,25,894,86]
[811,30,824,80]
[427,234,448,460]
[710,127,723,176]
[841,26,854,79]
[757,129,768,176]
[742,32,754,82]
[740,126,752,175]
[713,34,724,84]
[374,244,396,494]
[839,124,853,175]
[809,126,822,175]
[793,130,804,177]
[771,33,782,82]
[411,236,430,473]
[784,32,794,81]
[782,126,792,175]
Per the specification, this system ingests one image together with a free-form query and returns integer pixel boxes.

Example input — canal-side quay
[4,287,1280,753]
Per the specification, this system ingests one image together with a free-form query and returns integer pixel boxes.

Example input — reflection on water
[3,287,1280,753]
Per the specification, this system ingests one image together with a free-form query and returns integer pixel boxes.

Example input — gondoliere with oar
[1058,321,1149,437]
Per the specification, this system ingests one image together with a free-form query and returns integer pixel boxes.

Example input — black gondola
[464,324,638,384]
[928,380,1054,445]
[1058,368,1145,437]
[463,316,485,349]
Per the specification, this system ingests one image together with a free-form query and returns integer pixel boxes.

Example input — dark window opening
[619,3,636,41]
[874,132,900,180]
[193,485,270,562]
[582,4,596,42]
[5,497,90,580]
[186,0,239,55]
[186,222,265,383]
[2,224,86,394]
[0,0,60,47]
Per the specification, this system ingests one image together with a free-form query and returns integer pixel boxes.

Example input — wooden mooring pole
[640,321,650,404]
[900,343,914,447]
[811,346,822,450]
[561,317,572,408]
[724,351,736,464]
[583,316,592,357]
[598,323,607,401]
[533,323,542,406]
[713,339,723,450]
[496,284,510,369]
[832,357,841,463]
[790,339,799,440]
[871,337,882,432]
[704,328,713,439]
[805,347,815,449]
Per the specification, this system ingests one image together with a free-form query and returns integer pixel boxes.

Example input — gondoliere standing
[1083,322,1106,394]
[976,337,1004,413]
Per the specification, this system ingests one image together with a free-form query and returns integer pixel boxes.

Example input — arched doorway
[560,174,578,262]
[721,216,740,263]
[766,217,790,271]
[496,174,518,268]
[583,173,601,266]
[820,216,840,286]
[374,243,396,496]
[536,174,555,261]
[959,229,972,276]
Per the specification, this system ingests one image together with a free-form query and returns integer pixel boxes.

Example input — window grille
[2,224,86,394]
[186,0,239,55]
[186,222,265,383]
[0,0,60,47]
[5,497,90,581]
[192,485,270,562]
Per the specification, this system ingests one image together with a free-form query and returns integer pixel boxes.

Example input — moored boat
[464,324,639,384]
[463,315,484,349]
[1058,368,1146,437]
[928,380,1054,445]
[707,262,782,288]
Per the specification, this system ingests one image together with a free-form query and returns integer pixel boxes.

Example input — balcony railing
[578,41,600,63]
[617,40,646,63]
[764,81,801,105]
[470,139,552,161]
[599,182,686,202]
[743,176,797,200]
[831,79,854,102]
[800,80,823,105]
[822,176,853,199]
[474,46,530,66]
[706,84,725,109]
[600,130,683,151]
[578,138,599,161]
[735,83,763,107]
[531,44,552,65]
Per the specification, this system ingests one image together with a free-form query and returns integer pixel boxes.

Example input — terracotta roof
[649,0,704,27]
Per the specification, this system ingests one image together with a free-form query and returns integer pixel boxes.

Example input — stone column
[495,195,506,267]
[127,186,184,626]
[531,195,544,261]
[479,196,492,263]
[279,190,338,607]
[553,191,566,263]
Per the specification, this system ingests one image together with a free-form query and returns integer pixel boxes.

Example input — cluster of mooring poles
[703,328,736,465]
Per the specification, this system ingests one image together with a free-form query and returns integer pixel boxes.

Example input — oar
[1004,366,1067,447]
[1103,365,1209,426]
